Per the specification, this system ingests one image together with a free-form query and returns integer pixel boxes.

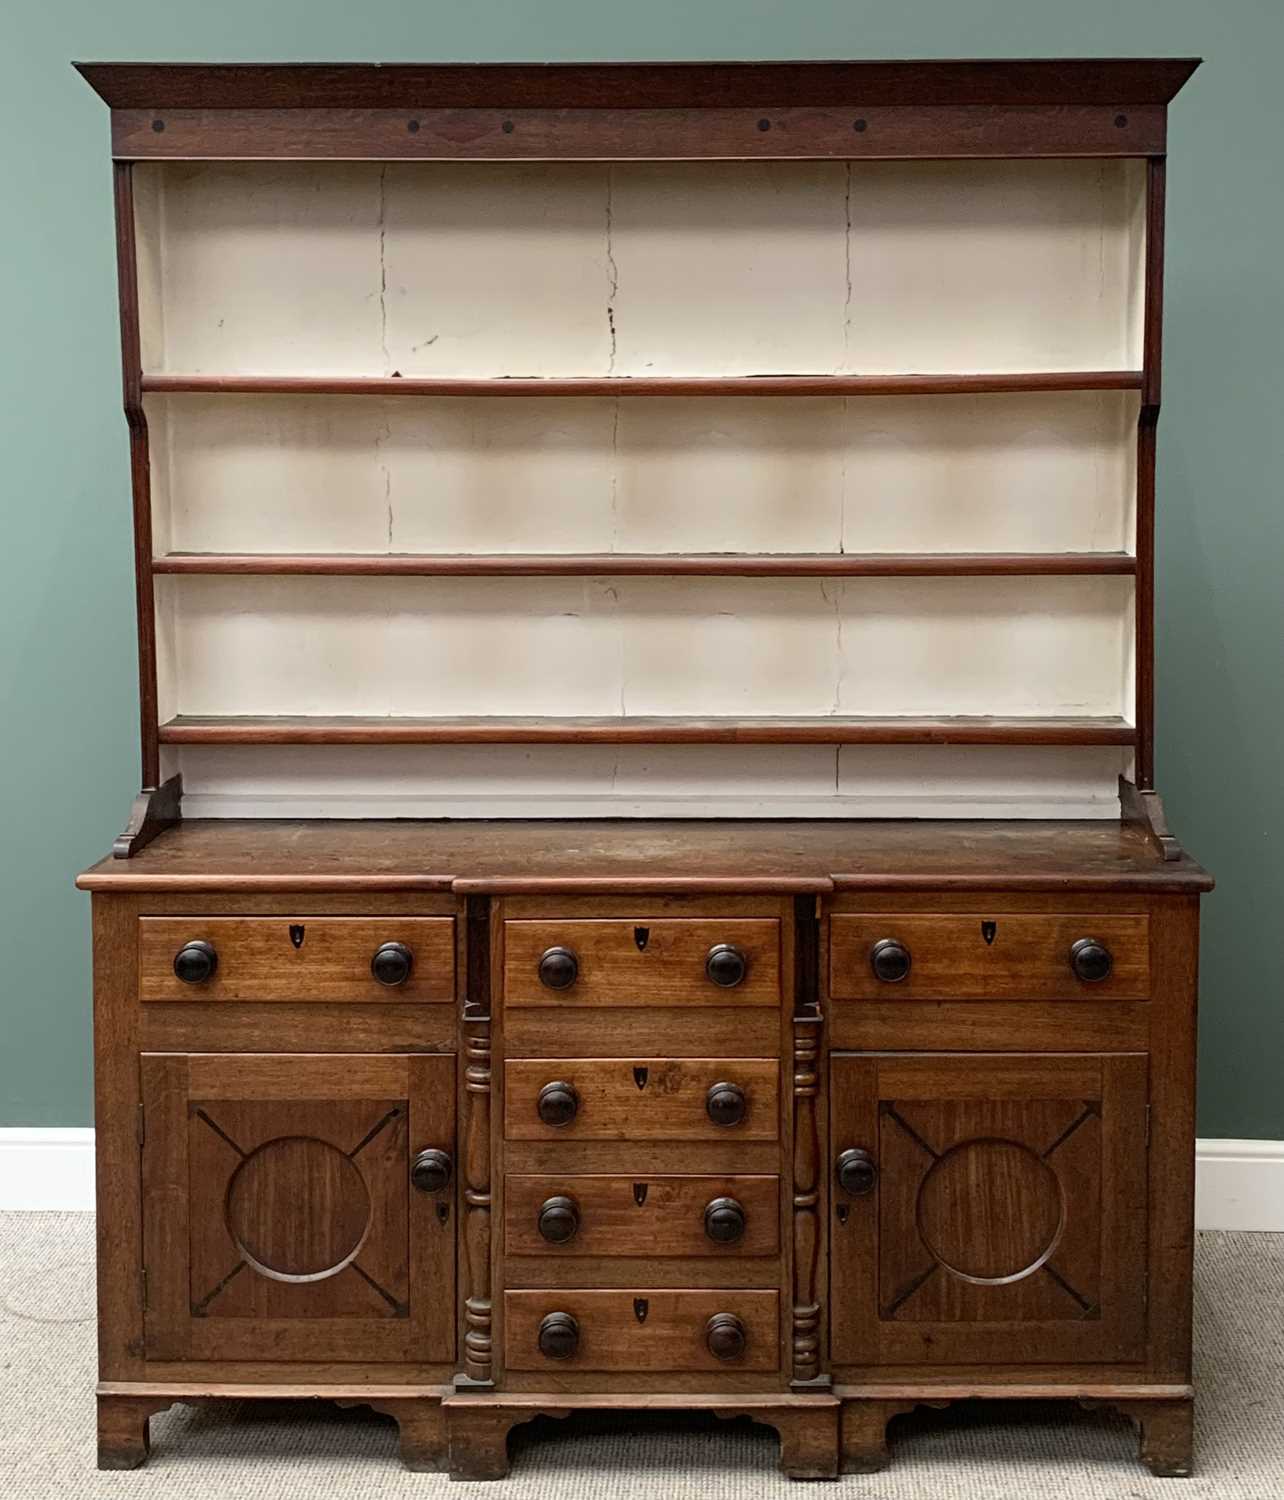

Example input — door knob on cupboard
[836,1147,878,1196]
[410,1148,452,1194]
[370,941,413,986]
[1069,937,1113,982]
[537,1081,579,1127]
[705,1312,747,1361]
[705,943,747,988]
[173,940,217,984]
[538,1311,579,1359]
[538,946,579,990]
[537,1195,581,1244]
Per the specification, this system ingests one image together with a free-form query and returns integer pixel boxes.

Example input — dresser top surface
[77,818,1211,894]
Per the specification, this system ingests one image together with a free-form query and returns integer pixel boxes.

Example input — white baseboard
[2,1129,1281,1229]
[0,1129,96,1210]
[1193,1139,1284,1231]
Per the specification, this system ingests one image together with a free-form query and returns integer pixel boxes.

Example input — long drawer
[138,916,456,1003]
[830,912,1150,1001]
[504,1289,779,1372]
[505,1174,780,1257]
[504,1058,780,1141]
[503,919,780,1007]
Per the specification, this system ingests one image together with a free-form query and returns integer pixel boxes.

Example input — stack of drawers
[496,900,792,1384]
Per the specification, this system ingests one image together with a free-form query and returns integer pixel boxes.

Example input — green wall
[1,2,1279,1134]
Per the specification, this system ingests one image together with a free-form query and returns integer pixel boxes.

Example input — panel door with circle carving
[830,1051,1148,1369]
[139,1052,455,1365]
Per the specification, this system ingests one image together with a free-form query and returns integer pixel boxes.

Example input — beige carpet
[1,1215,1280,1498]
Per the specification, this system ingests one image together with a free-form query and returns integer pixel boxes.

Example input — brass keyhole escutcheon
[634,926,650,951]
[633,1297,649,1324]
[981,920,997,946]
[289,924,305,949]
[633,1182,648,1206]
[633,1065,649,1090]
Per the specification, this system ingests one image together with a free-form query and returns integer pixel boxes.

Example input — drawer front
[504,1289,779,1372]
[503,919,780,1007]
[505,1174,780,1257]
[831,913,1150,1001]
[504,1058,780,1141]
[139,917,455,1003]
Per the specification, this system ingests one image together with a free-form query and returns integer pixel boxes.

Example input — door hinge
[136,1102,145,1148]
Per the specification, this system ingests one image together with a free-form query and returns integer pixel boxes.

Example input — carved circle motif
[916,1138,1063,1285]
[226,1136,371,1283]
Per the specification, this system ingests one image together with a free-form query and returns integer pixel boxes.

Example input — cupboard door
[140,1052,455,1364]
[830,1052,1147,1367]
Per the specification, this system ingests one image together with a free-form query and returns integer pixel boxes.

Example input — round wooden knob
[870,938,911,983]
[703,1196,746,1244]
[705,1312,746,1361]
[705,1081,746,1127]
[173,940,217,985]
[836,1147,877,1197]
[537,1081,579,1127]
[1070,937,1113,983]
[537,1311,579,1359]
[537,1195,580,1244]
[705,943,747,988]
[371,941,413,986]
[538,946,579,990]
[410,1148,452,1193]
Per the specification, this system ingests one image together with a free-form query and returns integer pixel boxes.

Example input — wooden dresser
[76,58,1209,1480]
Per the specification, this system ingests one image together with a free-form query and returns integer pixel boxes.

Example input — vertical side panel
[139,1051,191,1361]
[113,162,160,788]
[1146,895,1200,1378]
[1134,157,1166,788]
[93,895,146,1379]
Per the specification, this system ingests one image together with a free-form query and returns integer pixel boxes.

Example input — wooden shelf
[159,715,1137,747]
[152,552,1138,579]
[140,372,1144,399]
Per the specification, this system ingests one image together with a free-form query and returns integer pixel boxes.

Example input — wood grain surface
[503,919,779,1007]
[138,916,455,1002]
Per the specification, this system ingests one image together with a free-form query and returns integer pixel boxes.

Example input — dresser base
[443,1391,840,1480]
[95,1385,449,1473]
[837,1384,1194,1478]
[96,1382,1192,1478]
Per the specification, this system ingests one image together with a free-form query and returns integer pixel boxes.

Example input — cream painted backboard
[137,157,1146,817]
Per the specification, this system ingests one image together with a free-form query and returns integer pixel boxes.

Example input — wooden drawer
[139,916,455,1003]
[503,919,780,1006]
[504,1058,780,1141]
[830,913,1150,1001]
[505,1174,779,1257]
[504,1289,779,1372]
